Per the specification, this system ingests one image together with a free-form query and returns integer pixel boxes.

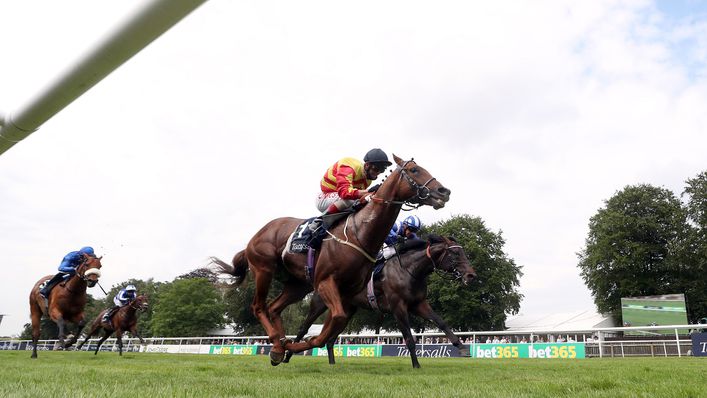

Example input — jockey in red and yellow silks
[310,148,392,231]
[320,157,371,201]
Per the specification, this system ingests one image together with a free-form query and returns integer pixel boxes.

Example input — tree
[681,171,707,321]
[426,215,523,330]
[150,278,226,337]
[577,184,689,319]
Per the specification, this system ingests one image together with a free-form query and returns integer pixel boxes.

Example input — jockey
[384,215,422,246]
[39,246,96,299]
[309,148,392,232]
[102,285,138,324]
[374,215,423,279]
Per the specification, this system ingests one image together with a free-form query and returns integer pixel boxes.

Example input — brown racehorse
[28,254,103,358]
[77,294,148,356]
[214,154,450,365]
[284,235,476,368]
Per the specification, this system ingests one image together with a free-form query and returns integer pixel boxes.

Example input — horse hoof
[269,349,285,366]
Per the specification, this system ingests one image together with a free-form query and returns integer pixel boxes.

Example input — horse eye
[410,167,419,173]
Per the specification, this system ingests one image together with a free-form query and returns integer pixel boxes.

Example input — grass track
[1,351,705,397]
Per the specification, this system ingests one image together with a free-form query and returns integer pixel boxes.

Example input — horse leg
[283,293,327,364]
[94,329,111,355]
[77,322,99,350]
[249,268,284,358]
[116,330,124,356]
[55,315,67,350]
[326,335,337,365]
[130,325,146,345]
[285,277,348,353]
[411,301,468,356]
[391,304,420,368]
[30,305,42,359]
[267,282,312,365]
[64,318,85,349]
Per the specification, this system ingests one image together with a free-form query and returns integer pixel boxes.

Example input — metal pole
[0,0,209,155]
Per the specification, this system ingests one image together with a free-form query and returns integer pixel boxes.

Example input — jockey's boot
[309,201,346,232]
[39,273,66,298]
[102,307,118,324]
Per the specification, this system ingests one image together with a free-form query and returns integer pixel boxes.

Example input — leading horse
[77,294,149,356]
[28,254,103,358]
[285,234,476,368]
[215,154,450,365]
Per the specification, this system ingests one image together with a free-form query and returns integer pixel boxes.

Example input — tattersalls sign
[691,333,707,357]
[471,343,586,359]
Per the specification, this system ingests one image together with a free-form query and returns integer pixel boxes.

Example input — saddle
[287,211,353,253]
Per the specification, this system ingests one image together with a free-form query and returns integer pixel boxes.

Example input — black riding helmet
[364,148,392,168]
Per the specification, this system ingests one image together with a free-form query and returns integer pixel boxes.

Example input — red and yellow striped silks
[320,157,372,200]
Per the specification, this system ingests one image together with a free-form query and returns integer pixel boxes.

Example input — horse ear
[392,154,403,166]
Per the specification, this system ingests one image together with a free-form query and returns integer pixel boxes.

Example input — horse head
[76,255,103,287]
[131,295,149,312]
[427,235,476,286]
[375,155,451,209]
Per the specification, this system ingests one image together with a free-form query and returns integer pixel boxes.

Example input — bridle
[129,296,148,311]
[370,159,438,209]
[64,256,101,292]
[426,241,466,281]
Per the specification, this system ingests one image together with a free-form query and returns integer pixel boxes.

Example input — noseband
[426,242,465,281]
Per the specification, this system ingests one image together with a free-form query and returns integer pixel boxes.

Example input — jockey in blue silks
[103,285,138,324]
[39,246,96,299]
[373,215,423,279]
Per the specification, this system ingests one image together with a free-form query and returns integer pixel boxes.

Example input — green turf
[0,351,705,397]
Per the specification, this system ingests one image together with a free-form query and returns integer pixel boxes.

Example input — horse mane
[425,234,445,244]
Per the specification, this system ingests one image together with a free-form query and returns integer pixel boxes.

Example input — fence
[1,324,703,358]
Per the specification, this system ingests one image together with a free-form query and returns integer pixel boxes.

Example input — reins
[328,159,438,262]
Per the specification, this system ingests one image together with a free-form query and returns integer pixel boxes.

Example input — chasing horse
[285,234,476,368]
[214,154,450,365]
[77,294,148,355]
[28,253,103,358]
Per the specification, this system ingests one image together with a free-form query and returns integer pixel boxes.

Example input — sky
[1,0,706,337]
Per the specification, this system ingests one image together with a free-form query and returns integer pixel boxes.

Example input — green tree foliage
[681,171,707,321]
[577,184,690,319]
[426,215,523,330]
[150,278,226,337]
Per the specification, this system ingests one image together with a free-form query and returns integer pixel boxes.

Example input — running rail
[0,0,209,155]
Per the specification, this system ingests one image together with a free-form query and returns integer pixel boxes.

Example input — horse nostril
[438,187,451,197]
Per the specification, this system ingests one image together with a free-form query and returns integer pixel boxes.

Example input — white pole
[0,0,209,155]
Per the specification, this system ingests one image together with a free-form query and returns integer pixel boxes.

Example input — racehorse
[28,254,103,358]
[284,234,476,368]
[77,294,148,355]
[213,154,450,365]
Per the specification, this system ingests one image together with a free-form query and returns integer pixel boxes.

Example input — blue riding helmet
[125,285,137,291]
[403,215,422,232]
[79,246,95,256]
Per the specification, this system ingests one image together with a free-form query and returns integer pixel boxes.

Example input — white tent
[505,310,615,332]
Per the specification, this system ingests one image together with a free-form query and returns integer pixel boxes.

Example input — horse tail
[209,250,249,287]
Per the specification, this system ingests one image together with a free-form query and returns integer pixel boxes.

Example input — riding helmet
[403,215,422,232]
[125,285,137,291]
[363,148,392,167]
[79,246,95,256]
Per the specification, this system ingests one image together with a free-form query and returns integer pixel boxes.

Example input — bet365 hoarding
[471,343,585,359]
